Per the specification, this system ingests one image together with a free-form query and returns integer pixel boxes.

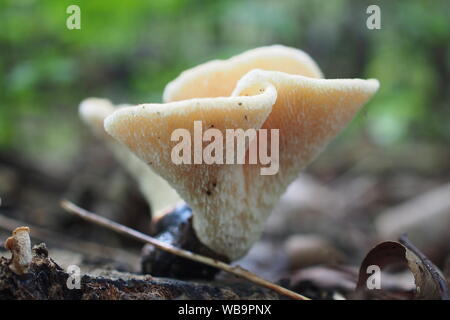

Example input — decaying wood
[0,244,280,300]
[0,214,140,271]
[142,204,227,279]
[61,200,311,300]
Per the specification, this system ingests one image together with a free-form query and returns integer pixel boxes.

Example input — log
[0,244,279,300]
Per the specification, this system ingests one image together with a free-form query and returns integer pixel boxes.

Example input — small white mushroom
[104,46,379,260]
[5,226,32,275]
[79,98,181,217]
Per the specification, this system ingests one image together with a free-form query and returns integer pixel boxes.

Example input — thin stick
[61,200,310,300]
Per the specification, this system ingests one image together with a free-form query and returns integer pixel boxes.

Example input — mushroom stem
[142,203,227,279]
[101,46,379,261]
[4,226,32,275]
[61,200,311,300]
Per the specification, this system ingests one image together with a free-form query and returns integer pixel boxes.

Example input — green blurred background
[1,0,450,272]
[1,0,449,176]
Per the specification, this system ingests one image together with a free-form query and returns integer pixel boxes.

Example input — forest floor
[1,139,450,300]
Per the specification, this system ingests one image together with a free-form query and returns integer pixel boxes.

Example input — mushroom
[79,98,181,217]
[5,226,32,275]
[163,45,323,102]
[104,45,379,261]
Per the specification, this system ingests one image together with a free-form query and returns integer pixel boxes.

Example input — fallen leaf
[355,236,449,300]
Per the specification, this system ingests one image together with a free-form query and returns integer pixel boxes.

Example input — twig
[61,200,311,300]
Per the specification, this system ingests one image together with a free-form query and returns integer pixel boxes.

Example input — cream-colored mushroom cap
[163,45,323,102]
[79,98,181,216]
[105,47,379,260]
[79,98,116,138]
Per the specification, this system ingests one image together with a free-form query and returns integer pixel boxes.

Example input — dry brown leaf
[355,237,449,300]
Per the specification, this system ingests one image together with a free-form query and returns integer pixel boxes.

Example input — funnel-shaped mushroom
[79,98,181,216]
[105,46,379,260]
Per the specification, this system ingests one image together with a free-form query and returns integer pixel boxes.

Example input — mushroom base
[141,203,229,279]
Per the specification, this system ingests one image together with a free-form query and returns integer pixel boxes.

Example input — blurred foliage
[0,0,449,167]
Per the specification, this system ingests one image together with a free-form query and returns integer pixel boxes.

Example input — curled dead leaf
[355,236,449,300]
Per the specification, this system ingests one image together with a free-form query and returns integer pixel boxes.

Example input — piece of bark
[0,244,279,300]
[142,204,228,279]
